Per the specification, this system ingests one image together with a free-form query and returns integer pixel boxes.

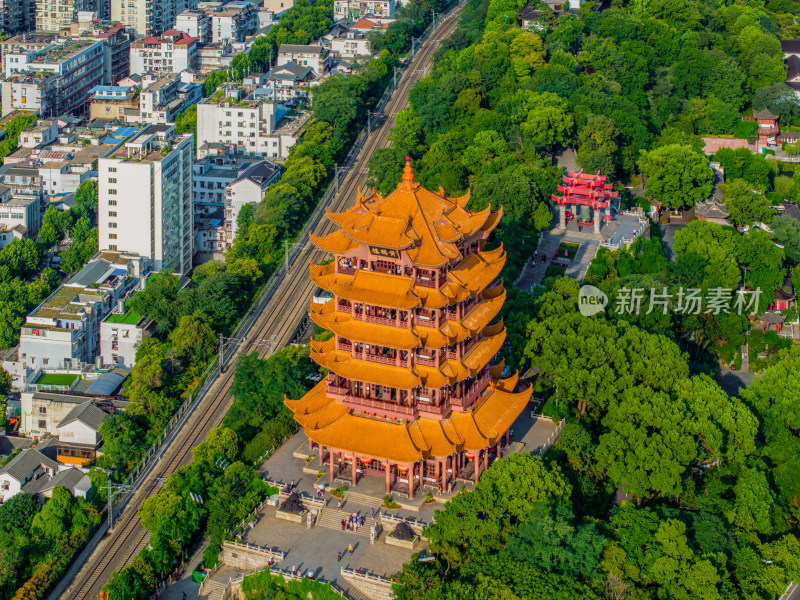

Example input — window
[108,189,117,195]
[108,166,116,172]
[109,222,117,228]
[109,244,117,250]
[108,177,117,183]
[42,358,48,365]
[109,199,117,206]
[38,406,46,414]
[109,233,117,239]
[38,420,46,429]
[1,483,8,491]
[109,211,117,217]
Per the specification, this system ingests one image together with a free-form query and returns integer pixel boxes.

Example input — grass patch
[556,241,579,259]
[544,265,567,279]
[34,373,79,386]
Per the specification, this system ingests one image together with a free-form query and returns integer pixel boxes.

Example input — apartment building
[0,0,34,35]
[193,152,260,217]
[18,251,151,376]
[224,160,279,243]
[138,72,202,123]
[175,8,212,42]
[100,301,146,368]
[196,84,304,159]
[0,187,40,237]
[196,41,235,72]
[129,30,198,76]
[261,0,293,13]
[276,44,329,77]
[61,17,134,85]
[330,30,371,58]
[36,0,93,33]
[1,37,105,116]
[98,124,194,275]
[111,0,199,37]
[21,371,128,436]
[264,62,313,104]
[89,84,140,120]
[210,1,258,43]
[333,0,396,20]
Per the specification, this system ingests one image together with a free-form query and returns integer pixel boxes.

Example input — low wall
[221,542,284,571]
[341,568,394,600]
[384,534,418,550]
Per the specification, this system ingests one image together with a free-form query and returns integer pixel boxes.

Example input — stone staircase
[316,504,377,539]
[198,579,226,600]
[337,579,374,600]
[344,491,383,509]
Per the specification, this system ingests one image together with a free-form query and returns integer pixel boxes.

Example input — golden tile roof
[284,374,532,462]
[310,323,507,388]
[309,283,505,350]
[312,158,502,268]
[309,246,506,311]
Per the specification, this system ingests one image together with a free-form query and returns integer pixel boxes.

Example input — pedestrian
[348,544,354,555]
[338,550,342,562]
[337,500,341,511]
[291,565,296,574]
[341,519,345,530]
[371,508,375,518]
[290,479,295,491]
[183,593,187,600]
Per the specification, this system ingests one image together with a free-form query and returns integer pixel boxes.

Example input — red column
[436,460,441,491]
[408,463,415,499]
[496,441,501,458]
[308,438,313,451]
[385,463,391,494]
[483,447,488,472]
[473,451,480,484]
[505,430,510,446]
[351,458,357,486]
[319,444,324,465]
[329,449,335,482]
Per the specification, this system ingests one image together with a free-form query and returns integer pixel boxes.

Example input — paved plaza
[191,400,557,597]
[516,211,647,291]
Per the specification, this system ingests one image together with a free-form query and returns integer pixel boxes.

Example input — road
[59,8,464,600]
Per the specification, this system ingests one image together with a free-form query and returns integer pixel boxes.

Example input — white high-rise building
[111,0,199,37]
[98,124,194,275]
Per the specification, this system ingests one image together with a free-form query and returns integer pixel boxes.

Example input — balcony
[337,341,352,352]
[344,394,414,416]
[363,313,395,326]
[361,352,397,366]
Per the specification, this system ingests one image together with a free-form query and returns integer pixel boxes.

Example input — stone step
[198,580,226,600]
[344,491,383,509]
[316,506,374,539]
[337,578,373,600]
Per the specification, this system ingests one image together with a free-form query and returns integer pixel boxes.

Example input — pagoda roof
[312,158,502,268]
[310,324,507,389]
[695,199,729,219]
[310,246,505,311]
[309,283,506,349]
[285,374,532,462]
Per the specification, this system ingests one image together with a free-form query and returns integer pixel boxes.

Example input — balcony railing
[361,353,396,366]
[363,313,394,326]
[345,394,414,416]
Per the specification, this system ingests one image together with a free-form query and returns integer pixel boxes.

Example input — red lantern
[398,465,409,473]
[465,452,475,460]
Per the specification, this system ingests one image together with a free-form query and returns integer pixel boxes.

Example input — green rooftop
[34,373,79,386]
[105,300,142,325]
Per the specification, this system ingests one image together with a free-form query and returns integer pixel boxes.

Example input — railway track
[62,8,463,600]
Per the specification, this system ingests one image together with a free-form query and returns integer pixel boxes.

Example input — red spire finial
[401,157,415,188]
